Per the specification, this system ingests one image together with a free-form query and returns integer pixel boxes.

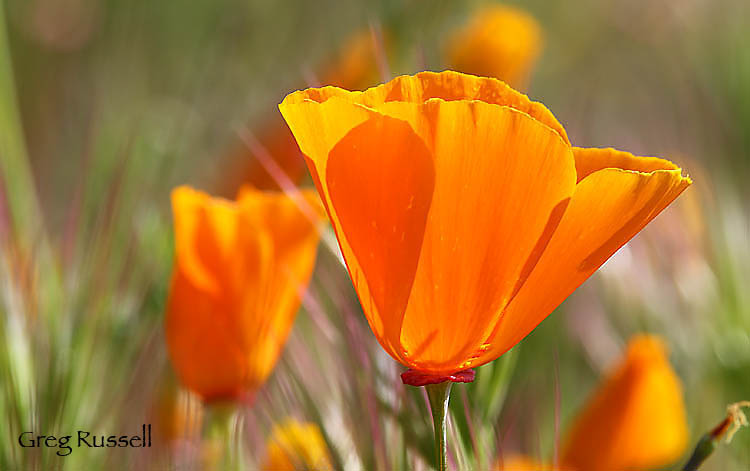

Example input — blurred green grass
[1,0,749,469]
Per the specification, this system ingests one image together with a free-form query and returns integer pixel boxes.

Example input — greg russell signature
[18,424,152,456]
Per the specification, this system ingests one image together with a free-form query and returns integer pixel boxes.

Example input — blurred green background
[1,0,749,469]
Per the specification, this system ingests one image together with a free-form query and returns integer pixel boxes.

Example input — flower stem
[683,401,750,471]
[682,433,717,471]
[202,401,238,469]
[425,381,452,471]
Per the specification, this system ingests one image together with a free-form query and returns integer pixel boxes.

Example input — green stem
[202,401,238,469]
[682,434,715,471]
[426,382,452,471]
[682,415,732,471]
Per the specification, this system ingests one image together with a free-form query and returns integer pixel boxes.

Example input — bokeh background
[1,0,749,469]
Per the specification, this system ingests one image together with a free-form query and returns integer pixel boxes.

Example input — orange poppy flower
[279,71,691,378]
[560,335,688,470]
[496,335,688,470]
[322,29,386,91]
[448,5,542,89]
[223,117,308,193]
[165,185,323,401]
[263,419,333,471]
[222,31,384,195]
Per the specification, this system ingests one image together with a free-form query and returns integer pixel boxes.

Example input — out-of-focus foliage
[0,0,748,469]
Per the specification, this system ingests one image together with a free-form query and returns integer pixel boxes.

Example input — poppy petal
[281,70,568,144]
[236,188,324,384]
[166,225,273,399]
[397,101,576,373]
[573,146,680,182]
[171,186,240,295]
[481,153,691,360]
[326,115,435,359]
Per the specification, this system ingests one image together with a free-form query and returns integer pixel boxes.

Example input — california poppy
[222,30,384,195]
[165,185,323,401]
[263,419,333,471]
[448,5,542,89]
[279,71,691,380]
[322,29,387,91]
[223,116,308,193]
[497,335,688,470]
[560,335,688,470]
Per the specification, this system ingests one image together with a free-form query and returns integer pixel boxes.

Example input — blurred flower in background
[221,28,385,197]
[447,4,542,89]
[560,335,688,470]
[21,0,101,52]
[263,419,333,471]
[321,29,386,91]
[165,185,323,401]
[223,119,308,193]
[498,335,687,470]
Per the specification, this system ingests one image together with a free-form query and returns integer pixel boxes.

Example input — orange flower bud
[448,5,543,89]
[165,186,323,401]
[322,30,386,91]
[263,420,332,471]
[560,335,689,470]
[222,29,385,195]
[224,117,308,193]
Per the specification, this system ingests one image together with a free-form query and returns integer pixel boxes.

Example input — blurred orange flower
[223,30,384,195]
[224,117,308,193]
[448,5,542,89]
[497,335,688,470]
[322,29,385,91]
[560,335,689,470]
[263,419,333,471]
[165,185,323,401]
[279,71,691,377]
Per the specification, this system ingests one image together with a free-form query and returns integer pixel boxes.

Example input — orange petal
[481,149,691,360]
[237,186,326,247]
[573,146,680,182]
[281,70,569,144]
[237,188,325,384]
[166,227,273,399]
[171,186,240,295]
[560,335,689,471]
[397,101,575,373]
[280,96,390,346]
[326,115,435,359]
